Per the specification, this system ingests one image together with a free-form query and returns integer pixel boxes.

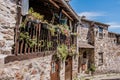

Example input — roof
[78,42,94,49]
[81,18,110,27]
[109,32,120,36]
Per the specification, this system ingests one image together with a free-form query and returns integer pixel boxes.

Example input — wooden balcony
[5,20,76,63]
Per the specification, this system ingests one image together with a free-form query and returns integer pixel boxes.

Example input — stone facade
[0,55,52,80]
[94,23,109,73]
[77,18,120,74]
[0,0,16,55]
[0,0,78,80]
[0,54,78,80]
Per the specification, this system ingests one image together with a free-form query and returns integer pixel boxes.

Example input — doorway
[51,55,60,80]
[65,56,72,80]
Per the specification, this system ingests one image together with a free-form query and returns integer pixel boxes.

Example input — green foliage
[28,7,44,21]
[58,24,70,37]
[38,40,45,47]
[47,24,56,36]
[73,77,79,80]
[69,45,77,56]
[19,32,29,41]
[20,22,25,31]
[19,32,37,48]
[57,44,68,61]
[47,41,53,48]
[26,38,37,48]
[89,64,96,72]
[71,32,77,36]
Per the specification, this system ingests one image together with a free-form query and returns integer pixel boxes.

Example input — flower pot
[60,19,67,25]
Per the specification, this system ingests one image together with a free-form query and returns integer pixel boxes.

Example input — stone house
[0,0,120,80]
[0,0,79,80]
[77,18,120,74]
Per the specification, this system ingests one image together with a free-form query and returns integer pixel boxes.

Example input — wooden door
[65,56,72,80]
[51,59,59,80]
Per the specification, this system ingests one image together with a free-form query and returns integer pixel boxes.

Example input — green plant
[19,32,29,41]
[57,44,68,61]
[20,22,25,31]
[89,64,96,74]
[71,32,77,36]
[73,77,79,80]
[26,38,37,48]
[47,24,56,36]
[19,32,37,48]
[38,40,45,47]
[47,41,53,48]
[28,7,44,21]
[69,45,77,56]
[58,24,70,37]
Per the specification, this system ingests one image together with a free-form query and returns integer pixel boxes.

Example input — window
[114,39,116,44]
[98,26,103,33]
[98,52,103,66]
[98,26,103,39]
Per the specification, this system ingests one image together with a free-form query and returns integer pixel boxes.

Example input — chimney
[65,0,71,3]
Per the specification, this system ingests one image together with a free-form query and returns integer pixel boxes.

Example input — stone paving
[77,73,120,80]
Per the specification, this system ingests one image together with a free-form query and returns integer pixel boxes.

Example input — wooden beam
[49,0,73,21]
[5,51,56,63]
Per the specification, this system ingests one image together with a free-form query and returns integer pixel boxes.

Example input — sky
[70,0,120,33]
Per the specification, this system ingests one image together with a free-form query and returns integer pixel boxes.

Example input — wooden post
[14,0,22,56]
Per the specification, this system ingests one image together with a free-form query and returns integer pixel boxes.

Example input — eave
[81,18,110,27]
[49,0,79,21]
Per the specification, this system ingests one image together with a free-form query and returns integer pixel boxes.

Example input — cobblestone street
[78,73,120,80]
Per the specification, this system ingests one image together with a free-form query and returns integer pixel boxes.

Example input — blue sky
[70,0,120,33]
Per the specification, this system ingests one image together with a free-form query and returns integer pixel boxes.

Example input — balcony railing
[13,20,75,56]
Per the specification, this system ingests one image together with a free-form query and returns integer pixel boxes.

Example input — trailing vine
[57,44,69,61]
[18,7,78,59]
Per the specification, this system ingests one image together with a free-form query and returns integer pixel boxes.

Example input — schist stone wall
[94,25,109,73]
[95,27,120,73]
[78,20,120,73]
[77,21,89,43]
[0,54,78,80]
[103,33,120,73]
[0,0,78,80]
[0,55,53,80]
[0,0,16,55]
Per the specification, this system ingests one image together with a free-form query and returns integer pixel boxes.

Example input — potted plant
[28,7,44,23]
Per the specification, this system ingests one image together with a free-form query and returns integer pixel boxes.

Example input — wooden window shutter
[21,0,29,15]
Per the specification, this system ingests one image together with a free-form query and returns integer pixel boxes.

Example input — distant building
[77,18,120,74]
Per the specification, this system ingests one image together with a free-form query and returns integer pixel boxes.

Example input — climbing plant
[57,44,69,61]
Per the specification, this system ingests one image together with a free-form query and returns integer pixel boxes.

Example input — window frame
[98,52,103,66]
[98,26,103,39]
